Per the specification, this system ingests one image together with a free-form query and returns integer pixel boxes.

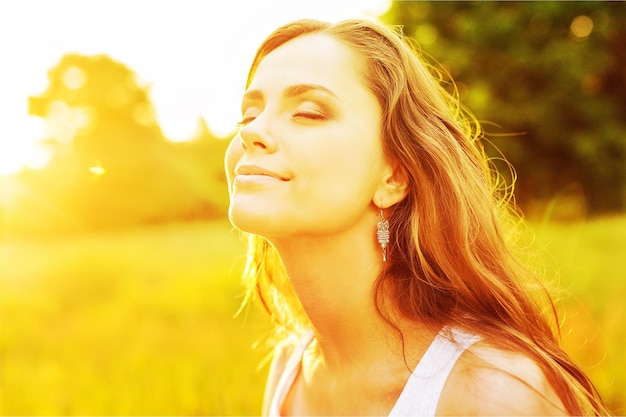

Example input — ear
[374,163,409,208]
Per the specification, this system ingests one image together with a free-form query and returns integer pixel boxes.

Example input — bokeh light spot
[45,101,90,142]
[63,66,86,90]
[570,15,594,38]
[414,23,438,46]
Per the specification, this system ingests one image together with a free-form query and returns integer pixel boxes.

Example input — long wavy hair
[235,18,608,415]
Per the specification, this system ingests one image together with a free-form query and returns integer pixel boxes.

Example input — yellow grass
[532,216,626,413]
[0,221,272,415]
[1,217,624,414]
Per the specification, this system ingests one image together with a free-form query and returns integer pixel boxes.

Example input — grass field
[532,216,626,413]
[1,217,624,415]
[0,221,273,415]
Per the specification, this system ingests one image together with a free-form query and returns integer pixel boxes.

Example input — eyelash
[236,116,256,127]
[291,110,327,121]
[236,108,329,127]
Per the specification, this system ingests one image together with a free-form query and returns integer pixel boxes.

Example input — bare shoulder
[437,340,567,416]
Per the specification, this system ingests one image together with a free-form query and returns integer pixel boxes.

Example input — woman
[224,18,608,415]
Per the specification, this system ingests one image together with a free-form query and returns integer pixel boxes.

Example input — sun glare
[197,0,392,138]
[0,116,50,176]
[88,163,106,176]
[0,0,391,174]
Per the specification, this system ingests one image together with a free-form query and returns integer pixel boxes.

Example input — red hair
[237,18,608,415]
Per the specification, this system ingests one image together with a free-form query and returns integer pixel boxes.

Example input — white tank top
[267,328,479,416]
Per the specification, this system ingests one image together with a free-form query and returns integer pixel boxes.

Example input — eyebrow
[242,83,339,103]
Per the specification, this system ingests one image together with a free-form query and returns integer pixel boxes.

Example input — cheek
[296,144,382,208]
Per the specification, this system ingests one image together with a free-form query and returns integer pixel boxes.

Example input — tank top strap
[388,328,480,416]
[268,330,315,417]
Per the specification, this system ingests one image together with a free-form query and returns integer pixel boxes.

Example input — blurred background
[1,1,624,414]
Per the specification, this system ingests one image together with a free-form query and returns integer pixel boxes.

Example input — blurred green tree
[382,2,626,216]
[29,54,164,156]
[4,54,230,236]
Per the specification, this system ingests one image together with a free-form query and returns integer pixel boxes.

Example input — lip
[234,164,290,181]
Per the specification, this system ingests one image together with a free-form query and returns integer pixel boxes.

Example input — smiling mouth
[233,174,288,187]
[235,165,290,181]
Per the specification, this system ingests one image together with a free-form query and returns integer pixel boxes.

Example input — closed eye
[236,115,256,127]
[291,108,330,122]
[237,108,261,127]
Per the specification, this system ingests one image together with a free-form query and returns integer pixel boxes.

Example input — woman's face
[225,33,388,238]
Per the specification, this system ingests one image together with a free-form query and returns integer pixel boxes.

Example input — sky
[0,0,390,175]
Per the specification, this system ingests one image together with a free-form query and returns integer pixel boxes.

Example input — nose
[239,115,278,154]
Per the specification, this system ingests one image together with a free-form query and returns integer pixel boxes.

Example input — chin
[228,205,276,237]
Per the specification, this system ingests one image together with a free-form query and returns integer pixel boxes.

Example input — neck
[269,218,432,373]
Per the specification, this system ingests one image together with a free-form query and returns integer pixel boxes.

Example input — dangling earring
[377,207,390,262]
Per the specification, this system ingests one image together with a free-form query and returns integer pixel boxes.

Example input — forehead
[249,33,368,95]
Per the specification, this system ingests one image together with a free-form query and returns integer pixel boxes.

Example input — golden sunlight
[0,117,50,176]
[88,164,106,177]
[0,0,390,174]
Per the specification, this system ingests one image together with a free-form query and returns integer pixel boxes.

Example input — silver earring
[377,208,390,262]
